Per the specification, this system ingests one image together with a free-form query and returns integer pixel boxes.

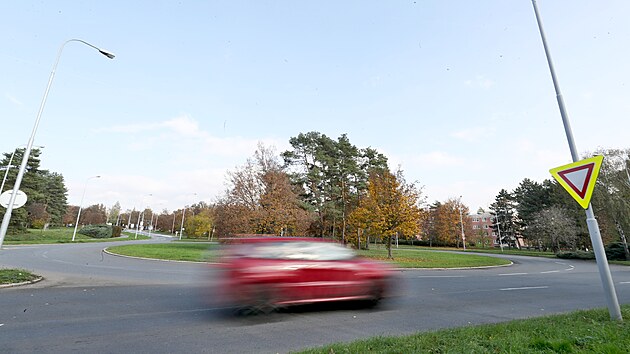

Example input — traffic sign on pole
[549,155,603,209]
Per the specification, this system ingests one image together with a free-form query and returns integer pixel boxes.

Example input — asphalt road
[1,241,629,353]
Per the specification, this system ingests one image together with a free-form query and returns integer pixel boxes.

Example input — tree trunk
[616,221,630,261]
[387,235,393,259]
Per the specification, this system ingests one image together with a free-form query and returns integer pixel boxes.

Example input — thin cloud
[415,151,464,167]
[5,93,23,106]
[464,75,495,89]
[451,126,496,142]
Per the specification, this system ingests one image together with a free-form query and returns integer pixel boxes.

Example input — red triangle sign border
[557,163,595,199]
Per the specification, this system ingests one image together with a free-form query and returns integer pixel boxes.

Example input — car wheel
[238,285,277,316]
[366,283,384,308]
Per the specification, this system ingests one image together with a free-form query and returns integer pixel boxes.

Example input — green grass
[0,268,40,284]
[462,247,557,258]
[357,247,510,268]
[4,228,150,244]
[296,305,630,354]
[106,243,509,268]
[107,242,221,262]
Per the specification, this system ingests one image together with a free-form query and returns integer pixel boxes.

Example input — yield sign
[549,155,604,209]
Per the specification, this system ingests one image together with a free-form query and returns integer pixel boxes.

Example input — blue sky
[1,1,629,214]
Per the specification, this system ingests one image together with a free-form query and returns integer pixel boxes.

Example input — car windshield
[241,242,356,261]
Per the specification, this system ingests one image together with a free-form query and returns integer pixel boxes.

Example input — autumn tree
[184,208,214,238]
[215,143,311,237]
[427,198,468,247]
[79,204,107,225]
[349,169,423,259]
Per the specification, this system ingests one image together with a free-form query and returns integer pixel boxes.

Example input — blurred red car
[211,237,396,314]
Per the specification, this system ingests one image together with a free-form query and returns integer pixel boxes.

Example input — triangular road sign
[549,155,604,209]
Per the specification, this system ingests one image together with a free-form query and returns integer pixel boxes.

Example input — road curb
[0,276,44,289]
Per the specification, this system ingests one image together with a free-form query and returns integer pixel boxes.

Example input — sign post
[533,0,622,320]
[549,156,621,321]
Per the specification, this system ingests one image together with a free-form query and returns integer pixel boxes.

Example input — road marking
[498,273,528,276]
[500,286,549,291]
[620,282,630,284]
[540,270,560,274]
[417,275,465,278]
[555,262,575,271]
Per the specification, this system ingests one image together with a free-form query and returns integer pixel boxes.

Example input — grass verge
[106,243,509,268]
[107,243,220,262]
[0,268,40,284]
[296,305,630,353]
[357,247,510,268]
[4,228,149,244]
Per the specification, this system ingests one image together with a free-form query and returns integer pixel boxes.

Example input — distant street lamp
[0,39,114,249]
[179,206,189,241]
[0,145,44,194]
[459,196,466,250]
[71,175,101,241]
[179,193,197,240]
[135,194,152,239]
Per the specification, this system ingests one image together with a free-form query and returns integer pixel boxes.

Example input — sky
[1,1,629,215]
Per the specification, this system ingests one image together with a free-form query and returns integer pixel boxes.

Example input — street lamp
[135,194,152,239]
[0,145,45,194]
[0,39,114,249]
[179,193,197,240]
[71,175,101,241]
[458,196,466,250]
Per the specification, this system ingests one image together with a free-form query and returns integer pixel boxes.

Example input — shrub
[78,224,112,238]
[605,242,629,261]
[112,225,122,238]
[556,250,595,260]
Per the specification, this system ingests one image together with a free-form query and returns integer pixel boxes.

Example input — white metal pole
[0,149,18,194]
[459,196,466,250]
[71,175,100,241]
[0,39,114,249]
[179,207,187,240]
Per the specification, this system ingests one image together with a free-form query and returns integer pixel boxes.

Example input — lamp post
[532,0,621,321]
[135,194,152,239]
[458,196,466,250]
[0,145,44,194]
[71,175,101,241]
[0,39,114,249]
[179,193,197,240]
[179,206,188,241]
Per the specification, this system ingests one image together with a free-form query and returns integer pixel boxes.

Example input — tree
[216,143,312,237]
[282,132,388,238]
[513,178,550,240]
[107,202,122,225]
[427,198,468,247]
[27,203,49,229]
[489,189,519,248]
[349,169,423,259]
[527,206,579,252]
[590,148,630,259]
[79,204,107,225]
[0,148,68,231]
[185,209,214,238]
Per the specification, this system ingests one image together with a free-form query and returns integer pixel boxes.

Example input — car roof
[221,236,334,244]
